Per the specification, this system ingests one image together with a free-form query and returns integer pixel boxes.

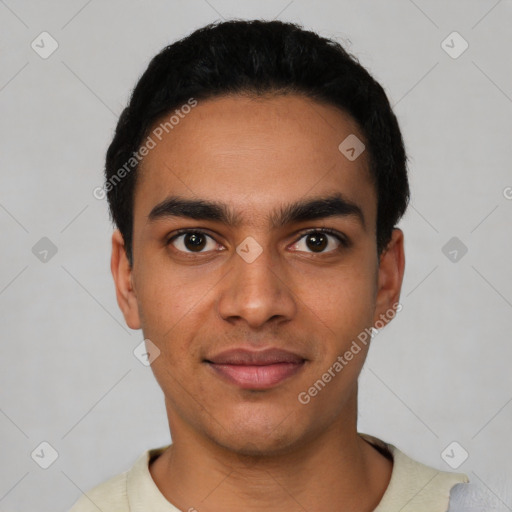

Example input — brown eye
[183,232,207,251]
[305,232,328,252]
[289,229,346,254]
[168,231,218,253]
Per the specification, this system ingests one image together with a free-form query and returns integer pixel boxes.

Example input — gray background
[1,1,511,511]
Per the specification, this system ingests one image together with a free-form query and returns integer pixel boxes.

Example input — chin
[216,432,297,458]
[207,407,307,458]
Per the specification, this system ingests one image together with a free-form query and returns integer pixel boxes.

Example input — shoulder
[359,433,469,512]
[68,471,129,512]
[68,445,170,512]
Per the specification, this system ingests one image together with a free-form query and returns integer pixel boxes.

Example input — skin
[111,93,405,512]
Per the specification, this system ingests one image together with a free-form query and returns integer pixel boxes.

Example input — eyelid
[167,227,216,242]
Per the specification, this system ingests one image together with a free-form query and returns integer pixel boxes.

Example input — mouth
[204,348,306,390]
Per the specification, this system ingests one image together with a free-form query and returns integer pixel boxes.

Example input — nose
[216,239,297,329]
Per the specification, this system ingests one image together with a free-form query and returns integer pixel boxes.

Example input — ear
[111,229,141,330]
[373,228,405,327]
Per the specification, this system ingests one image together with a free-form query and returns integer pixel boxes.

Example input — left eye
[290,230,345,254]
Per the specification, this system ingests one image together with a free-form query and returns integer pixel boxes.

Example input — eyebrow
[148,193,366,230]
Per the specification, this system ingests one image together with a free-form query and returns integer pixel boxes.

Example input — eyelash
[166,227,349,255]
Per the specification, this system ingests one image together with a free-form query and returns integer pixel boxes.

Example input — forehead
[134,93,376,231]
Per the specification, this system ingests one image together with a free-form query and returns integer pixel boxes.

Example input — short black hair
[105,19,409,265]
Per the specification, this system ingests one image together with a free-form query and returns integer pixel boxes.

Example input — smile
[204,347,307,390]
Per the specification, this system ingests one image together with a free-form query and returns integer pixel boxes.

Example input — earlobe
[111,230,141,330]
[373,228,405,327]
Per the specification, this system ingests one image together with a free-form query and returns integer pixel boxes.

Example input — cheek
[294,260,377,346]
[145,312,205,404]
[135,259,208,336]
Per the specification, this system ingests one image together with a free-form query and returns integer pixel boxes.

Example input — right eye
[167,230,222,253]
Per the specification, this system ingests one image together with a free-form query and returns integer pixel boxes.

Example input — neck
[149,397,392,511]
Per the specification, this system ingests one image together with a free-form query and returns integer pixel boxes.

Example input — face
[112,93,404,456]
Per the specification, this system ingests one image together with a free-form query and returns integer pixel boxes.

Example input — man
[71,19,470,511]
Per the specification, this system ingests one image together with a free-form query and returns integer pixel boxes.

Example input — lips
[205,348,306,390]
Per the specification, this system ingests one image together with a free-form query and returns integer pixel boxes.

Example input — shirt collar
[126,434,469,512]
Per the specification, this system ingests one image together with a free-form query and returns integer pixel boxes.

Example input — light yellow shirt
[69,433,469,511]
